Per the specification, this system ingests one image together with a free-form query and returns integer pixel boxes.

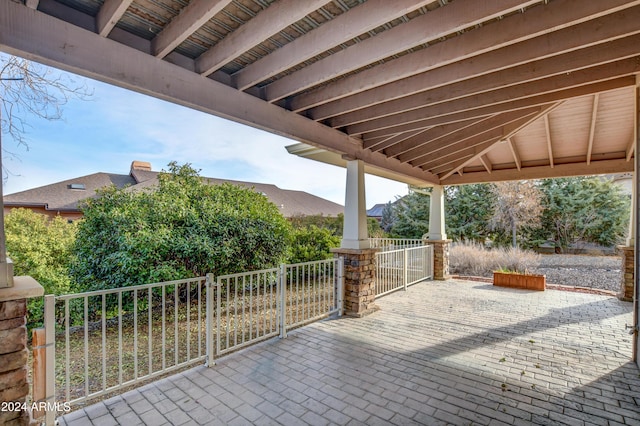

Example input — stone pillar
[341,159,370,250]
[0,277,44,426]
[619,246,634,301]
[331,248,378,317]
[427,239,452,281]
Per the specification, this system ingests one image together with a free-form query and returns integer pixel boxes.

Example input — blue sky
[1,60,408,208]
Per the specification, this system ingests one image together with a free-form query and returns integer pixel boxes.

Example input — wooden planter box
[493,271,545,291]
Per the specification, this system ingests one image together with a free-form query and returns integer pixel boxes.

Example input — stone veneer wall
[0,278,44,426]
[618,246,634,301]
[427,240,452,281]
[0,298,30,426]
[331,248,379,317]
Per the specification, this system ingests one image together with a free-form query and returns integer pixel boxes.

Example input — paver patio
[58,279,640,425]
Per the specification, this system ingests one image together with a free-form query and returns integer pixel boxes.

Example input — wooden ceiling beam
[626,135,635,161]
[346,62,640,135]
[479,155,493,174]
[196,0,329,76]
[326,31,640,128]
[311,11,640,122]
[288,0,640,112]
[152,0,233,59]
[443,158,634,185]
[440,103,561,179]
[360,110,496,140]
[382,118,482,157]
[411,109,541,169]
[365,128,430,153]
[264,0,540,102]
[0,0,439,186]
[96,0,132,37]
[424,134,503,175]
[544,114,555,168]
[586,94,600,165]
[357,79,632,139]
[231,0,433,90]
[507,137,522,171]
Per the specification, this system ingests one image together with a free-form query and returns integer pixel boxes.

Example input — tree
[1,55,91,154]
[70,162,292,290]
[445,184,494,242]
[385,191,430,238]
[5,208,77,325]
[490,181,543,247]
[537,177,630,251]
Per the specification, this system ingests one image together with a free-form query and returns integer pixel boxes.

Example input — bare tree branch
[0,55,93,157]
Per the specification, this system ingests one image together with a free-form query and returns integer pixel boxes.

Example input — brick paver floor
[58,280,640,425]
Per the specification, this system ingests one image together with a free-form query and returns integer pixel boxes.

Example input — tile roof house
[3,161,344,221]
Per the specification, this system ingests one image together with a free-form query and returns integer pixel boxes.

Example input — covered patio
[1,1,640,423]
[58,280,638,425]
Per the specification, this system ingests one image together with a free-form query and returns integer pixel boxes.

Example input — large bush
[70,162,292,290]
[288,225,340,263]
[5,208,77,326]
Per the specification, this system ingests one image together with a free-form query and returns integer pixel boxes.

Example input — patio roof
[1,0,638,186]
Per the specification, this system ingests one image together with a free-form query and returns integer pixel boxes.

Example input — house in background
[366,203,387,223]
[3,161,344,221]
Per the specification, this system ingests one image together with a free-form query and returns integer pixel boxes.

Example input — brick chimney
[130,161,152,172]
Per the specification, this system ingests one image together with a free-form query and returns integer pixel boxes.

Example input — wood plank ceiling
[1,0,638,186]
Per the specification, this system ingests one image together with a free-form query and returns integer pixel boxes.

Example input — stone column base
[424,239,452,281]
[331,247,379,317]
[0,277,44,426]
[617,246,634,301]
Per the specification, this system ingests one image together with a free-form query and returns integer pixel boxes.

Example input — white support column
[427,185,447,241]
[341,159,370,249]
[628,177,636,247]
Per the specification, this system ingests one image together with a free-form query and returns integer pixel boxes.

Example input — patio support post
[620,177,635,301]
[341,159,370,250]
[0,277,44,426]
[331,159,378,317]
[634,74,640,365]
[621,78,640,303]
[424,185,451,280]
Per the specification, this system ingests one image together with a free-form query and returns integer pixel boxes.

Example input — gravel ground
[531,254,622,293]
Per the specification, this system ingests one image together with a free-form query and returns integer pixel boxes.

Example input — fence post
[337,257,344,316]
[43,295,56,425]
[403,249,408,291]
[205,273,215,367]
[279,264,287,338]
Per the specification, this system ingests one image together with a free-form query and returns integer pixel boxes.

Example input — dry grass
[450,242,541,277]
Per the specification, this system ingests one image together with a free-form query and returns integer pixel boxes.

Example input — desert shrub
[450,242,540,277]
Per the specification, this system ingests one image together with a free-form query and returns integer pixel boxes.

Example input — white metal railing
[376,245,434,297]
[41,258,343,421]
[215,258,343,354]
[214,268,279,357]
[43,277,207,409]
[369,237,424,251]
[282,258,342,335]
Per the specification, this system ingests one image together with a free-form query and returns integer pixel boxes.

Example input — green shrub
[288,225,340,263]
[70,162,292,291]
[5,209,77,327]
